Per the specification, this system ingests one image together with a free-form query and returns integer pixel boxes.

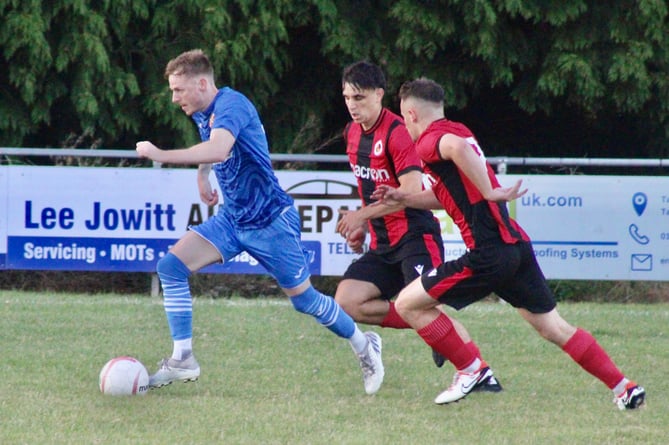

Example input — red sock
[562,328,625,389]
[417,313,475,370]
[467,341,482,360]
[380,302,411,329]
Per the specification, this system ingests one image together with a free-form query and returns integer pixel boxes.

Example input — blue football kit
[158,87,355,342]
[189,88,309,289]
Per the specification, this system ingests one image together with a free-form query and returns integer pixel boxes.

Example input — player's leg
[394,278,470,360]
[149,230,223,388]
[335,253,408,327]
[399,247,517,404]
[243,207,384,394]
[335,278,390,325]
[519,308,646,410]
[400,253,451,367]
[431,310,502,392]
[507,241,645,410]
[401,231,459,368]
[395,275,498,404]
[243,207,360,339]
[518,308,645,409]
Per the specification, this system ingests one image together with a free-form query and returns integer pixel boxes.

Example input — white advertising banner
[1,166,668,280]
[435,175,669,280]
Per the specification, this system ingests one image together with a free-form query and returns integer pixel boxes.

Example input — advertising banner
[435,175,669,280]
[0,167,7,268]
[1,166,668,280]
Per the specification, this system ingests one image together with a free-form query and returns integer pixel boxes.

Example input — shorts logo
[373,140,384,156]
[294,266,306,279]
[414,264,424,276]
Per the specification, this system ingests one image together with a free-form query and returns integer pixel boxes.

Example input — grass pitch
[0,290,666,444]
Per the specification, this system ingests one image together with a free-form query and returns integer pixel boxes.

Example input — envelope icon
[631,254,652,271]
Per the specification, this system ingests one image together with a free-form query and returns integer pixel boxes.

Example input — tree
[0,0,150,148]
[0,0,319,150]
[386,0,669,157]
[1,0,667,159]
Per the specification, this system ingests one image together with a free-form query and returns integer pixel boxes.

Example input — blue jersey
[192,87,293,229]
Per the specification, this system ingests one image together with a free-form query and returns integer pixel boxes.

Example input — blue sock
[156,253,193,341]
[290,287,355,339]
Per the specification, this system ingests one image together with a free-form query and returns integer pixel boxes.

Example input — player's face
[400,99,419,142]
[168,74,207,116]
[342,83,383,131]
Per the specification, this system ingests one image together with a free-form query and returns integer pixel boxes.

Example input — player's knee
[156,252,191,282]
[394,293,428,322]
[334,280,377,318]
[334,289,354,315]
[394,296,411,318]
[290,286,329,316]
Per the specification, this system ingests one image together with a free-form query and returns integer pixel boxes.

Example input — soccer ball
[99,356,150,396]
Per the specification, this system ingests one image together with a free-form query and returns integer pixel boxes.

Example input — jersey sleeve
[386,124,422,176]
[211,91,252,139]
[414,131,443,164]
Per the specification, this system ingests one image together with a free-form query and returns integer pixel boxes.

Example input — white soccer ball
[99,356,149,396]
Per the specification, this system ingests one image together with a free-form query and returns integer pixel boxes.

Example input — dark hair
[165,49,214,78]
[398,78,444,104]
[341,61,386,90]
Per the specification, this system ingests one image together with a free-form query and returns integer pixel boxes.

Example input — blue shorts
[190,206,311,289]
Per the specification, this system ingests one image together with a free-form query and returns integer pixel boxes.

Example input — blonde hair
[164,49,214,79]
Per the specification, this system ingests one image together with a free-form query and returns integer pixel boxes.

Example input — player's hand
[197,176,219,206]
[486,179,528,202]
[336,209,365,239]
[370,185,405,206]
[346,226,366,254]
[135,141,162,161]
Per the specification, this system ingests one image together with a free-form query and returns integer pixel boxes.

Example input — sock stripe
[157,252,193,341]
[290,287,355,338]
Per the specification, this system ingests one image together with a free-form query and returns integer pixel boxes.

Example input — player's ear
[406,107,417,123]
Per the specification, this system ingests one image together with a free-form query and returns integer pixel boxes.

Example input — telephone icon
[628,224,649,245]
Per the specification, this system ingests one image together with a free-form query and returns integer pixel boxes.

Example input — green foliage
[0,0,668,155]
[388,0,669,155]
[0,0,148,146]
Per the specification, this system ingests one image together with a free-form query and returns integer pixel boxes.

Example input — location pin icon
[632,192,647,216]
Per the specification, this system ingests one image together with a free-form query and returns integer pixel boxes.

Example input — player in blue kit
[135,49,384,395]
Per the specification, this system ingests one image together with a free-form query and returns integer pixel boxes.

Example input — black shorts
[343,233,443,300]
[421,241,556,314]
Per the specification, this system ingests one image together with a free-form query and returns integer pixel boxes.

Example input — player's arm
[197,163,218,206]
[136,128,235,165]
[370,185,441,210]
[438,134,526,202]
[136,129,233,205]
[336,169,423,236]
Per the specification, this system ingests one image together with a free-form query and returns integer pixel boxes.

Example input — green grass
[1,291,667,445]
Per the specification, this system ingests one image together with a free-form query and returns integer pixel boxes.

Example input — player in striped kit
[334,61,501,393]
[372,77,645,410]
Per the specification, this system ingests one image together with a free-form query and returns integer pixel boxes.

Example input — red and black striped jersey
[416,118,530,249]
[344,108,442,253]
